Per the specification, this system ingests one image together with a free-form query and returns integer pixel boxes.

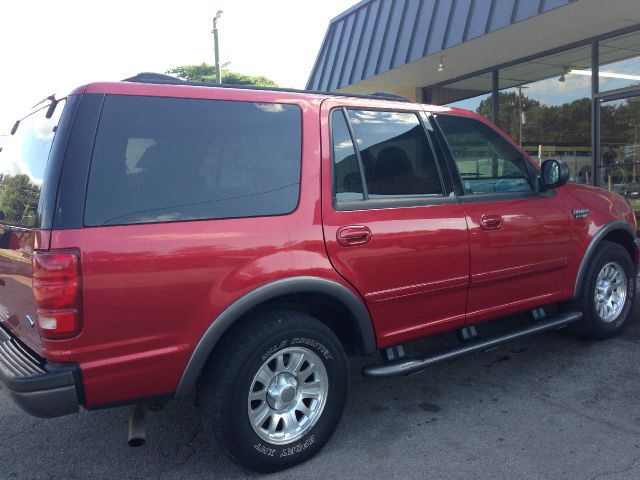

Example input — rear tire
[198,310,348,473]
[569,241,635,339]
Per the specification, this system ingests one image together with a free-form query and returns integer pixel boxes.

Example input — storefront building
[308,0,640,221]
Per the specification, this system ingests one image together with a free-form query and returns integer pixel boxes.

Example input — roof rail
[370,92,410,102]
[122,72,186,84]
[120,72,415,103]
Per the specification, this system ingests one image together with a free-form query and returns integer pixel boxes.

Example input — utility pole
[517,86,529,147]
[212,10,224,83]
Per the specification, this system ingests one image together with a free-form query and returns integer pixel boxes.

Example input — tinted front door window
[437,115,533,195]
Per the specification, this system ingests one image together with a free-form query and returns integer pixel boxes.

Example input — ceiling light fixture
[558,66,570,83]
[437,56,445,73]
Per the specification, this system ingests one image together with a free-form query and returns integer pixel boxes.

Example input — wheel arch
[175,276,376,397]
[573,220,637,299]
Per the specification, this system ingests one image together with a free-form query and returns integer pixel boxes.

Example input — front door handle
[480,214,503,231]
[336,225,372,247]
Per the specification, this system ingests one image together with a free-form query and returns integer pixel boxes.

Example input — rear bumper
[0,326,80,418]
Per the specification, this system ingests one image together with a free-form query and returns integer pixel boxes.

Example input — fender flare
[573,220,636,298]
[175,276,376,397]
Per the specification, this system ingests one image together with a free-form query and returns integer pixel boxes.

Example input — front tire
[570,241,636,339]
[198,310,348,472]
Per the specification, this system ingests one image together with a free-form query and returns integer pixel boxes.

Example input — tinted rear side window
[85,96,301,226]
[346,110,443,197]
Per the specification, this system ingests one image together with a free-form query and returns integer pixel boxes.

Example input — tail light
[32,250,82,339]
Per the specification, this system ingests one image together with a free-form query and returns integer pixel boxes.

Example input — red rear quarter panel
[43,86,351,408]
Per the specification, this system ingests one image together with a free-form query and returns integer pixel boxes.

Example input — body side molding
[174,276,376,397]
[573,220,635,298]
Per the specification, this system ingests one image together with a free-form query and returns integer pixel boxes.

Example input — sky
[0,0,357,134]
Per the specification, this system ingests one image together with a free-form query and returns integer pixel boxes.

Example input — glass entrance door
[600,93,640,227]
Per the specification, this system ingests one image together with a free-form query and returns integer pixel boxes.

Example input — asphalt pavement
[2,303,640,480]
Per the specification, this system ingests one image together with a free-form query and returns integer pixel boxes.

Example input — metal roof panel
[307,0,575,90]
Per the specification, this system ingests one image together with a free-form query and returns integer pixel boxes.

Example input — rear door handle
[480,214,503,231]
[336,225,372,247]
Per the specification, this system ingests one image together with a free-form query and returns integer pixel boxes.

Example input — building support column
[591,40,600,186]
[492,69,500,126]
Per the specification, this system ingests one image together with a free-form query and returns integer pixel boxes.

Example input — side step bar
[362,311,582,378]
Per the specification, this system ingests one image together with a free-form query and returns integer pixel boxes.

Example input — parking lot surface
[2,303,640,480]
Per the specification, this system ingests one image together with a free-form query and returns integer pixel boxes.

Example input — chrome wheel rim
[594,261,627,323]
[248,346,328,445]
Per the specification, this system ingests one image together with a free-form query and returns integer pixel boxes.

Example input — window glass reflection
[599,31,640,93]
[497,46,593,184]
[600,96,640,227]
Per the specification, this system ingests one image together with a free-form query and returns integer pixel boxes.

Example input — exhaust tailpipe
[128,403,149,447]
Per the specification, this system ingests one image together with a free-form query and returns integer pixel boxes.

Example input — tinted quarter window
[85,96,301,226]
[0,100,66,228]
[331,109,363,201]
[346,110,442,197]
[436,115,533,195]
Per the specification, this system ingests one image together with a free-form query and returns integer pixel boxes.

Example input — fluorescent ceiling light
[569,69,640,81]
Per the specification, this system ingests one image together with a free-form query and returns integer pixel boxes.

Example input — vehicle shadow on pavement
[2,300,640,480]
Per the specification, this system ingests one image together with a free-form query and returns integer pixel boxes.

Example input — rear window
[0,100,66,228]
[84,96,302,226]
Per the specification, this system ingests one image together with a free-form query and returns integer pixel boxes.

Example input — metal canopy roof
[307,0,577,92]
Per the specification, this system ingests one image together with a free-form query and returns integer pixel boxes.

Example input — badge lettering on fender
[572,208,589,219]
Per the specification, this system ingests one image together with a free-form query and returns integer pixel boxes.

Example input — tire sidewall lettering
[261,339,289,362]
[252,434,316,458]
[290,337,334,360]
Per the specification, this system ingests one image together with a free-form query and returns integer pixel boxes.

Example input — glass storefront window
[599,31,640,93]
[600,95,640,227]
[425,74,493,120]
[498,45,593,183]
[423,28,640,197]
[447,93,491,118]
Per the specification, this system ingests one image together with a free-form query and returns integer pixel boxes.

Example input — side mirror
[539,159,570,191]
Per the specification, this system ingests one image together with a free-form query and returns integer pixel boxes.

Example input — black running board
[362,311,582,378]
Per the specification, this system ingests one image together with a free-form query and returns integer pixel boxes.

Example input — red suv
[0,74,637,472]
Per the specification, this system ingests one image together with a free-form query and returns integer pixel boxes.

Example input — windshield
[0,99,66,228]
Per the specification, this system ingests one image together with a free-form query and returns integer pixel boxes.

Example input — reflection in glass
[599,31,640,93]
[346,110,443,197]
[600,96,640,227]
[429,73,493,121]
[0,100,65,228]
[496,45,593,184]
[447,93,492,118]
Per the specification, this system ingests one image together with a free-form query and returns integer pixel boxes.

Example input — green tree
[166,63,278,87]
[0,173,41,226]
[476,92,591,147]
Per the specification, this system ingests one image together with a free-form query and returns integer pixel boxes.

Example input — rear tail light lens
[32,250,82,339]
[36,309,79,337]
